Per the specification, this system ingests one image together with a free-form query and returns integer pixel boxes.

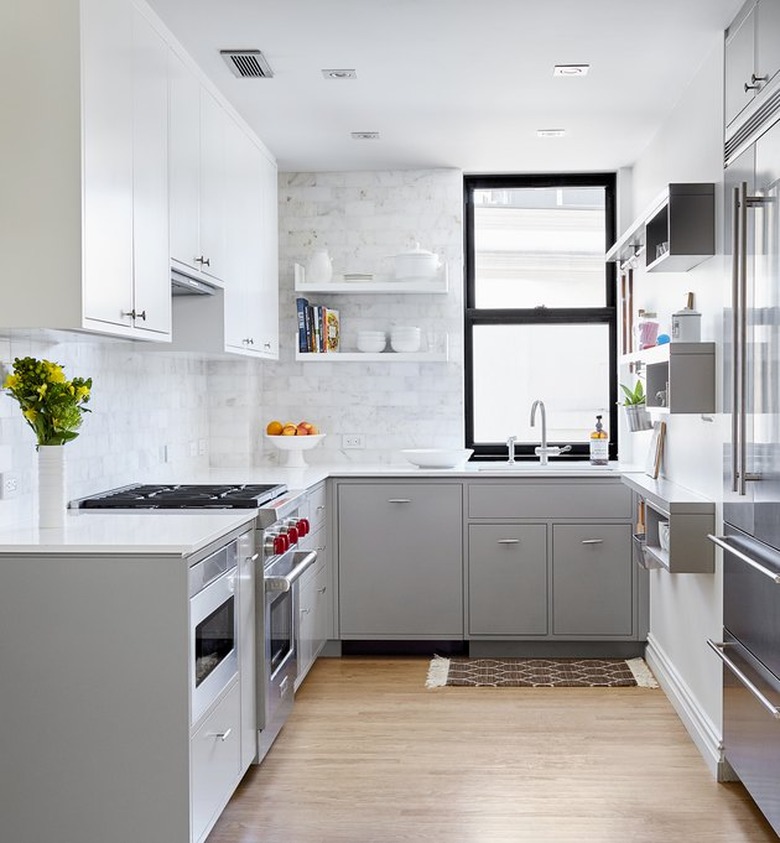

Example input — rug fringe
[425,655,451,688]
[626,657,659,688]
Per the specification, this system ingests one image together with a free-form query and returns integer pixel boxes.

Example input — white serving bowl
[401,448,474,468]
[390,338,421,352]
[265,433,326,467]
[392,244,440,281]
[357,335,387,353]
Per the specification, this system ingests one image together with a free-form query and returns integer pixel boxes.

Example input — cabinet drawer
[191,680,241,843]
[308,483,327,532]
[469,481,631,520]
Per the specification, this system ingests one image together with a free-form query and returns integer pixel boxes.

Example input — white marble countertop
[0,510,257,556]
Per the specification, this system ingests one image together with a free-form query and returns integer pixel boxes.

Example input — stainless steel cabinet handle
[388,498,411,503]
[317,585,327,594]
[265,550,318,592]
[581,539,604,545]
[496,538,519,544]
[208,728,232,741]
[739,182,748,496]
[706,640,780,719]
[316,505,325,513]
[707,535,780,583]
[122,309,146,321]
[195,255,211,267]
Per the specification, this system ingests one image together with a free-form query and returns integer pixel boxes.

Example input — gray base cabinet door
[552,524,633,636]
[468,524,548,635]
[338,483,463,638]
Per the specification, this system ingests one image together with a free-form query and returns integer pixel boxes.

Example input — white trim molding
[645,633,737,781]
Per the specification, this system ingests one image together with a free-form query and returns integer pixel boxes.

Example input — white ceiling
[147,0,745,174]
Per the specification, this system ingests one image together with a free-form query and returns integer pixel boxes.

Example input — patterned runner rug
[425,656,658,688]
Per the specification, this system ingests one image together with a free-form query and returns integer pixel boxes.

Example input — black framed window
[464,173,617,460]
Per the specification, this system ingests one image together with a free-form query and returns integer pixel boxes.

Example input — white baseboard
[645,634,736,782]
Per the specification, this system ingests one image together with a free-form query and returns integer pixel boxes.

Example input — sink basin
[475,463,614,473]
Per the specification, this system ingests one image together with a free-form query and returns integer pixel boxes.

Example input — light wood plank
[207,658,776,842]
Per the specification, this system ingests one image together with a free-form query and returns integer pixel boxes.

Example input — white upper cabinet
[169,54,228,285]
[725,0,780,131]
[0,0,171,341]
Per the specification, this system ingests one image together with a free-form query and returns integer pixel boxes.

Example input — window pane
[472,324,611,444]
[473,186,606,309]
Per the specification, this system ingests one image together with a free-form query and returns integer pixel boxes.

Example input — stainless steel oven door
[258,548,316,759]
[190,542,239,725]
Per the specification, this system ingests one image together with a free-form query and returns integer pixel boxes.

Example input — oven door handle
[707,535,780,583]
[706,639,780,719]
[265,550,318,593]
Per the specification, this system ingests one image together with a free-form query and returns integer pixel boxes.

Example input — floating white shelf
[295,349,448,363]
[293,262,449,294]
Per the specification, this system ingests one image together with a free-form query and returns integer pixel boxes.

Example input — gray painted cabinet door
[552,524,633,636]
[338,483,463,637]
[468,524,548,635]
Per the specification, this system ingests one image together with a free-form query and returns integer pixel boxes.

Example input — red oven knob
[297,518,310,537]
[286,526,299,545]
[273,534,288,555]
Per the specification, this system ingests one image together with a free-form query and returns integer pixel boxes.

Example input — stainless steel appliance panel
[721,632,780,835]
[722,526,780,680]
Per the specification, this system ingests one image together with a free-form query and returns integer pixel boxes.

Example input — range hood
[171,268,218,296]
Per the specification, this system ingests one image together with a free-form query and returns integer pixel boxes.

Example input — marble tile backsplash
[267,168,465,465]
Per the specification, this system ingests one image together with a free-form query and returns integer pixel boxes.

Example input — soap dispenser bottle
[589,415,609,465]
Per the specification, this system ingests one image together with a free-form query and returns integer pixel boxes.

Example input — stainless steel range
[72,481,315,762]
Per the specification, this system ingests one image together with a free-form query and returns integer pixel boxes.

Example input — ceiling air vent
[220,50,273,79]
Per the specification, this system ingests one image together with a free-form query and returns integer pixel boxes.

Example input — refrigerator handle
[731,185,741,493]
[738,181,749,496]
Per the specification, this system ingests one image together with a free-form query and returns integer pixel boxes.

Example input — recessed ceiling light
[351,131,380,140]
[537,129,566,138]
[553,64,590,77]
[322,69,357,79]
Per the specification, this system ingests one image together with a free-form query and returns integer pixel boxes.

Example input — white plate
[401,448,473,468]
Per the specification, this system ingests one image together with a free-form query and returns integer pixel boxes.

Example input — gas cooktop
[72,483,288,510]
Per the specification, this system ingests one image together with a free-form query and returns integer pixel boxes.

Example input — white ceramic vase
[37,445,66,529]
[306,248,333,284]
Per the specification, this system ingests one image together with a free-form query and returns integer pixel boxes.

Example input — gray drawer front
[469,481,631,520]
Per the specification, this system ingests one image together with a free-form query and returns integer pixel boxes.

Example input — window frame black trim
[464,172,618,461]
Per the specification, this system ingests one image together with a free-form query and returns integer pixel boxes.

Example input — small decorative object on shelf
[3,357,92,529]
[645,421,666,479]
[671,292,701,342]
[620,380,652,432]
[305,248,333,284]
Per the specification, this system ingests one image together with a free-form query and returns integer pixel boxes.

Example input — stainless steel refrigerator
[709,102,780,834]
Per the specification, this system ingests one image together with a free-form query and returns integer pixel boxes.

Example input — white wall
[624,42,728,774]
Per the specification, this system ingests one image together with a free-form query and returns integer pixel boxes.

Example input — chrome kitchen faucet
[530,399,571,464]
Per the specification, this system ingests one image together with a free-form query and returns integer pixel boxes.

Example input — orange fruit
[266,420,283,436]
[281,424,297,436]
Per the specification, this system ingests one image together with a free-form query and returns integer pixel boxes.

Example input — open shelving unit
[620,342,715,414]
[622,472,715,574]
[606,183,715,273]
[293,262,449,295]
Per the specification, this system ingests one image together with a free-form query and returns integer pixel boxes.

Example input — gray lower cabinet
[337,481,463,638]
[552,523,633,636]
[468,524,548,635]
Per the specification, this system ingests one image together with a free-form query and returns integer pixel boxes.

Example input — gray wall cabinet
[337,481,464,639]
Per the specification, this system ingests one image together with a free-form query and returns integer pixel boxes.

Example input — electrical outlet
[189,440,198,458]
[342,434,365,449]
[0,473,19,500]
[198,438,207,456]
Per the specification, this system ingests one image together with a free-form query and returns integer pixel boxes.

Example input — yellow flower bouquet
[3,357,92,446]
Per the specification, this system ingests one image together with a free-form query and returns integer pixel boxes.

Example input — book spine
[304,304,313,352]
[295,297,309,353]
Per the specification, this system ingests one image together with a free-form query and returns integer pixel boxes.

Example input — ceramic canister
[671,308,701,342]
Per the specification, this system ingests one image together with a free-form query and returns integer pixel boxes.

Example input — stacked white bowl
[390,326,421,353]
[356,330,387,353]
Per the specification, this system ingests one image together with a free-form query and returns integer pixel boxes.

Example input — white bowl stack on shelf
[390,326,421,353]
[356,330,387,353]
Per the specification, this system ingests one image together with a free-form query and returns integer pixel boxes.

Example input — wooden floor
[207,657,777,842]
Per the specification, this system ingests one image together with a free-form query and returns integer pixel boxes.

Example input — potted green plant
[620,379,652,432]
